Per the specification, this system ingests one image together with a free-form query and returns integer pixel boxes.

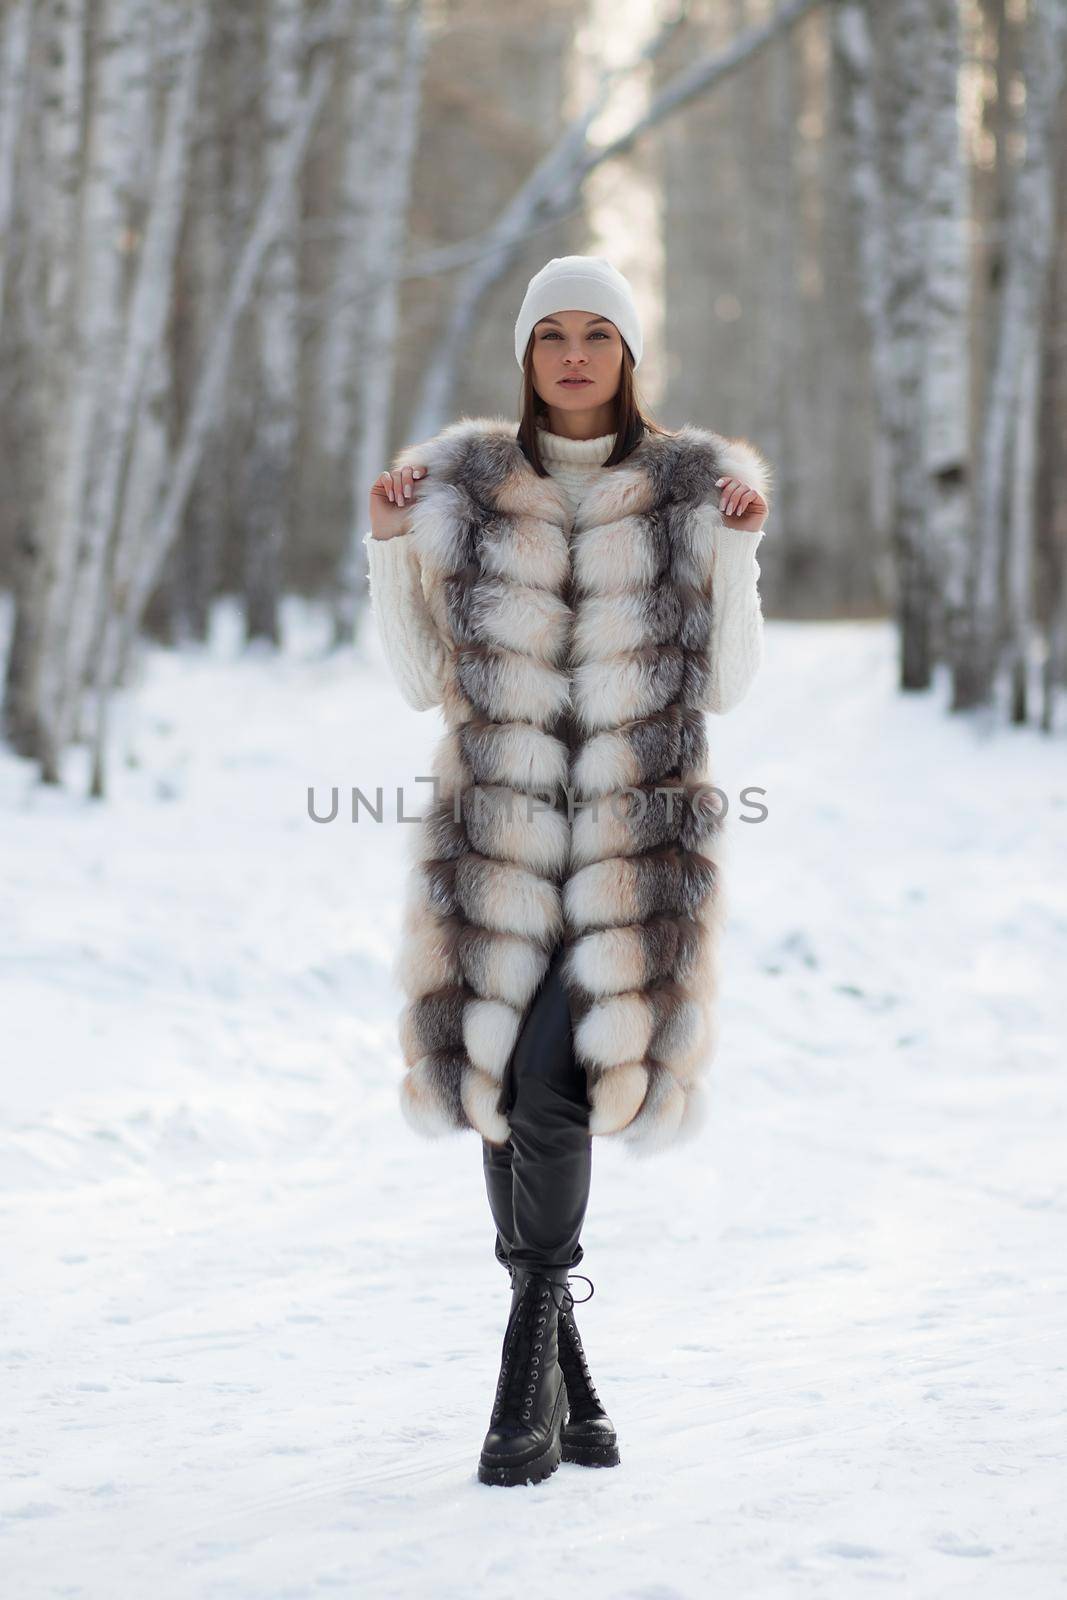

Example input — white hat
[514,254,643,369]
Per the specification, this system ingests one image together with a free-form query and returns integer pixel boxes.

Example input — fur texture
[389,415,772,1156]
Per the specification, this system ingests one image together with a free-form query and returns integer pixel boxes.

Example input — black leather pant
[481,941,593,1275]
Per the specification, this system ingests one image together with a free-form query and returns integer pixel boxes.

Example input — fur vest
[390,415,771,1157]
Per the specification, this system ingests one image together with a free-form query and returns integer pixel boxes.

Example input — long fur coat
[389,415,772,1156]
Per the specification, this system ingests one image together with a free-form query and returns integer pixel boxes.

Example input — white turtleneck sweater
[363,426,766,715]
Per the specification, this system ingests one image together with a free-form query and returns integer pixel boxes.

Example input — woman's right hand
[369,465,428,540]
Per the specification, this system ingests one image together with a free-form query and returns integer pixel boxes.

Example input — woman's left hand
[716,476,767,533]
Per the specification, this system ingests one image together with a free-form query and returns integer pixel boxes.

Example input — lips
[559,377,592,386]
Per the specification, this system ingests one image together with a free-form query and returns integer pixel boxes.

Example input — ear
[711,434,774,511]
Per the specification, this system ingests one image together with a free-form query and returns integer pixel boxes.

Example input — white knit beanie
[514,255,643,370]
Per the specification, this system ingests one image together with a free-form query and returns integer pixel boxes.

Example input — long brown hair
[515,328,673,476]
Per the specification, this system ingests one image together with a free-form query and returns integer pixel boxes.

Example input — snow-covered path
[2,599,1065,1598]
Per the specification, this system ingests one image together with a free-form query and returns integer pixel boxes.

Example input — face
[529,309,624,412]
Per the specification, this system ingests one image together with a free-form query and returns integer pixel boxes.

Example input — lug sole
[560,1433,621,1468]
[477,1380,567,1488]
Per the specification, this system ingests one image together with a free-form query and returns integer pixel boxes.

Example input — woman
[364,255,771,1488]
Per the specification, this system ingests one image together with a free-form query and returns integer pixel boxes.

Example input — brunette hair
[515,326,672,475]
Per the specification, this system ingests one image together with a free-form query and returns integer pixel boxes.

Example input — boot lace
[490,1272,591,1429]
[561,1272,594,1308]
[506,1266,594,1310]
[556,1273,601,1411]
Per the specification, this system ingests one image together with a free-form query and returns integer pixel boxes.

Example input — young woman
[364,255,771,1488]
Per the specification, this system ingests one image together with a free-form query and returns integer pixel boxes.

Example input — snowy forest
[1,0,1066,798]
[3,2,1066,1596]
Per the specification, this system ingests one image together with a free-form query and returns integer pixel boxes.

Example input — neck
[540,401,617,439]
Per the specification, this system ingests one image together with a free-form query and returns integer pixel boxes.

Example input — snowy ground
[2,594,1065,1599]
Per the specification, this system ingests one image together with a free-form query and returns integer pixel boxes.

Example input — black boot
[477,1264,570,1487]
[556,1274,621,1468]
[505,1263,620,1469]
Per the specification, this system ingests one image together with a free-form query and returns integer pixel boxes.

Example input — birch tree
[881,0,935,690]
[220,4,261,639]
[88,0,352,796]
[2,0,87,760]
[304,12,380,642]
[170,11,229,643]
[244,0,302,647]
[923,0,971,680]
[832,0,895,569]
[338,0,424,647]
[0,0,34,334]
[54,2,188,759]
[761,2,806,596]
[1036,82,1067,734]
[957,0,1067,708]
[30,0,151,781]
[1006,330,1039,721]
[77,2,209,795]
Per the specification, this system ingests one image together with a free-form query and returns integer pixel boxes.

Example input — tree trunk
[303,4,380,640]
[0,0,33,334]
[924,0,970,677]
[174,6,228,644]
[109,4,345,684]
[1037,73,1067,734]
[337,0,425,649]
[244,0,302,647]
[63,1,207,787]
[830,2,897,605]
[956,0,1067,709]
[33,0,148,783]
[1006,328,1039,723]
[882,0,934,690]
[2,0,86,759]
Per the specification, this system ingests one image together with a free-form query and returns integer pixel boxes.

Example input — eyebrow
[535,315,613,328]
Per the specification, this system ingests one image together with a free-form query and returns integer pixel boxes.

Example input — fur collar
[392,414,772,536]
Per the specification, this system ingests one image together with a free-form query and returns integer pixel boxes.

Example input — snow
[2,595,1065,1598]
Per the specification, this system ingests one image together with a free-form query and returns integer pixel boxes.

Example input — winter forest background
[3,1,1066,1597]
[1,0,1066,788]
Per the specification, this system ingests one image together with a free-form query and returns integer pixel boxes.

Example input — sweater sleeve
[697,432,773,715]
[363,528,449,713]
[700,521,766,715]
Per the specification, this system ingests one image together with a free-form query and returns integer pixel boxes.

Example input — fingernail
[404,485,412,498]
[716,478,725,486]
